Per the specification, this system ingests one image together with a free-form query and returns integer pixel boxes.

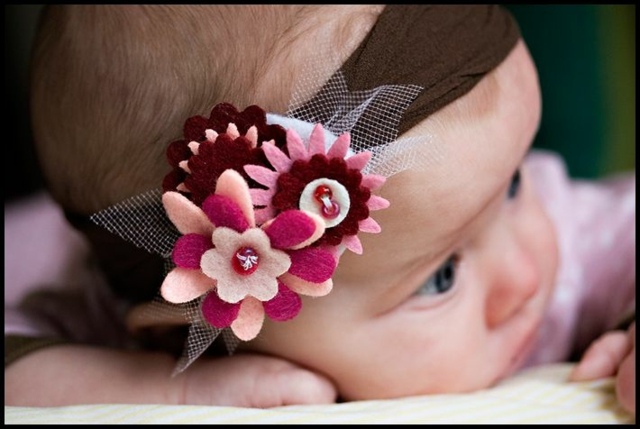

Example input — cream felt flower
[160,169,337,340]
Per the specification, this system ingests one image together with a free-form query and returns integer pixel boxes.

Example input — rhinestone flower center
[232,246,259,275]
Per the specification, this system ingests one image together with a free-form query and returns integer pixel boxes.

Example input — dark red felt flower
[162,103,287,207]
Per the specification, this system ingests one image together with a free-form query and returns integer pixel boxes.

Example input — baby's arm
[5,345,337,407]
[569,322,635,416]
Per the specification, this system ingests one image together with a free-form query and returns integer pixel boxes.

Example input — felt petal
[204,129,217,143]
[367,195,390,211]
[214,169,255,227]
[244,164,279,188]
[226,122,240,139]
[345,151,372,170]
[179,160,191,173]
[255,206,276,226]
[249,188,274,206]
[280,273,333,297]
[262,141,293,173]
[308,123,327,156]
[288,247,337,283]
[173,233,212,268]
[263,281,302,321]
[326,132,350,159]
[216,263,280,304]
[361,174,386,191]
[202,194,250,232]
[160,267,215,304]
[230,297,265,340]
[163,191,213,236]
[245,125,258,148]
[342,234,363,254]
[263,210,324,250]
[201,291,240,328]
[188,140,201,154]
[358,217,381,233]
[286,128,308,161]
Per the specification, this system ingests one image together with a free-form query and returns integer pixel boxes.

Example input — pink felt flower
[245,123,390,254]
[160,169,337,340]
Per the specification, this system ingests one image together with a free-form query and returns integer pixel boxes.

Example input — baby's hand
[569,322,635,416]
[176,353,337,408]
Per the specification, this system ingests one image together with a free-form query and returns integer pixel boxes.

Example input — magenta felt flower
[245,123,389,254]
[160,169,336,340]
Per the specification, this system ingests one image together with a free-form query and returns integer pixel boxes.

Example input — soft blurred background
[5,5,636,204]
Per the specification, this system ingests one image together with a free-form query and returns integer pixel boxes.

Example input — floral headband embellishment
[161,103,389,341]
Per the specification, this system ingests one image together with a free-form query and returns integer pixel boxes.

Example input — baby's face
[244,41,558,400]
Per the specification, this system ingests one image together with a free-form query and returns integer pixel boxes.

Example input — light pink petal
[213,169,255,227]
[286,129,308,161]
[263,281,302,321]
[160,267,215,304]
[361,174,386,191]
[179,160,191,173]
[288,248,337,283]
[188,141,201,154]
[230,297,265,340]
[249,188,274,206]
[176,183,190,193]
[345,151,372,170]
[172,234,212,268]
[215,263,280,304]
[342,234,363,255]
[201,291,240,328]
[226,122,240,139]
[263,210,324,250]
[204,130,217,143]
[244,165,279,188]
[367,195,390,211]
[245,126,258,148]
[202,194,250,232]
[262,141,293,173]
[308,123,328,155]
[326,132,350,159]
[163,192,214,236]
[358,217,381,233]
[255,206,276,226]
[280,273,333,297]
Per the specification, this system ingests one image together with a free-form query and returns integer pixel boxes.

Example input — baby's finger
[616,345,635,415]
[274,367,338,406]
[569,330,631,382]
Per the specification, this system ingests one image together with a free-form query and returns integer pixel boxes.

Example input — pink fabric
[4,193,130,347]
[522,150,636,368]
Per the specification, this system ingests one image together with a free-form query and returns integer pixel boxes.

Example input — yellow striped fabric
[4,364,634,424]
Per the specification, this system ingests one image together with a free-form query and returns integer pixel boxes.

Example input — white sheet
[5,364,634,424]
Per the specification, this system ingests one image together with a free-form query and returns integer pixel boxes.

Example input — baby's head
[31,5,558,400]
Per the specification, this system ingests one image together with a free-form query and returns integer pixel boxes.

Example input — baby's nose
[484,240,540,329]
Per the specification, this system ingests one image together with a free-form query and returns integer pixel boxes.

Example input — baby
[5,5,635,414]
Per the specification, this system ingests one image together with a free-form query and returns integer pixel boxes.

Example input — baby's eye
[415,254,458,296]
[506,168,521,199]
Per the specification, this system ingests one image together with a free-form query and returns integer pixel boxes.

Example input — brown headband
[66,5,521,306]
[342,4,520,135]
